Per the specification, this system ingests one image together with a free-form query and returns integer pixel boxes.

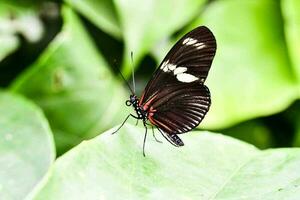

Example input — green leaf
[64,0,121,38]
[113,0,207,76]
[177,0,298,129]
[282,0,300,87]
[11,6,127,155]
[0,91,55,200]
[31,124,300,199]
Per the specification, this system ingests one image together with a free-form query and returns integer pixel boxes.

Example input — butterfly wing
[139,26,216,146]
[140,26,216,104]
[147,83,211,146]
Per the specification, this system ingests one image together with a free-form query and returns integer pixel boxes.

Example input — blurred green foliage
[1,0,300,199]
[11,7,127,155]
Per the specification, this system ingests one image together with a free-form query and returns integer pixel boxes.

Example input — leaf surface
[0,91,55,200]
[32,124,300,200]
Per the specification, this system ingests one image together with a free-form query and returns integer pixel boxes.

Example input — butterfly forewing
[140,26,216,104]
[139,26,216,145]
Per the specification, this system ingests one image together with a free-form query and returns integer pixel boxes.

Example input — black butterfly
[113,26,216,156]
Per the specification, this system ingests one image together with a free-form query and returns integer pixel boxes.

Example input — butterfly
[113,26,216,156]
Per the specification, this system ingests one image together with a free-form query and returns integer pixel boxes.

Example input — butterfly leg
[135,119,139,126]
[151,126,162,143]
[112,114,139,134]
[142,121,148,157]
[145,123,162,143]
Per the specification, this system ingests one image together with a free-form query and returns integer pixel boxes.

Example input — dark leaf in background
[113,0,207,76]
[65,0,122,38]
[219,120,273,149]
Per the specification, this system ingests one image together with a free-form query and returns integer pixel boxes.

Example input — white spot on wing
[167,64,176,70]
[160,60,178,72]
[168,65,198,82]
[160,60,169,70]
[162,67,168,72]
[182,37,197,45]
[187,39,197,45]
[182,38,189,44]
[176,73,199,83]
[160,60,199,83]
[160,60,169,72]
[173,67,187,75]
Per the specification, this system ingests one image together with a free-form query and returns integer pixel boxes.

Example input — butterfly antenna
[112,59,135,94]
[130,51,136,93]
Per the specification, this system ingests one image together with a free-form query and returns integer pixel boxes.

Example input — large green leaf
[11,6,128,155]
[165,0,298,129]
[282,0,300,87]
[0,91,55,200]
[64,0,121,38]
[113,0,207,76]
[30,124,300,199]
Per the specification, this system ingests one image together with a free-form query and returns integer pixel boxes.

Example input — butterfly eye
[125,100,132,106]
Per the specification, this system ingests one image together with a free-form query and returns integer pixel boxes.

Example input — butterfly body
[114,26,216,156]
[126,95,147,120]
[125,93,185,147]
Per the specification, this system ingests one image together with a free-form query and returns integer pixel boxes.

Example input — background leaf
[0,1,43,61]
[31,124,300,199]
[65,0,121,38]
[282,0,300,86]
[0,33,19,62]
[113,0,207,76]
[0,91,55,200]
[11,6,128,155]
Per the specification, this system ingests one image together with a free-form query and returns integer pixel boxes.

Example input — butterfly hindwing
[147,83,211,137]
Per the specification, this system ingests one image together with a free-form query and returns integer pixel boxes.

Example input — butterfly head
[126,94,138,107]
